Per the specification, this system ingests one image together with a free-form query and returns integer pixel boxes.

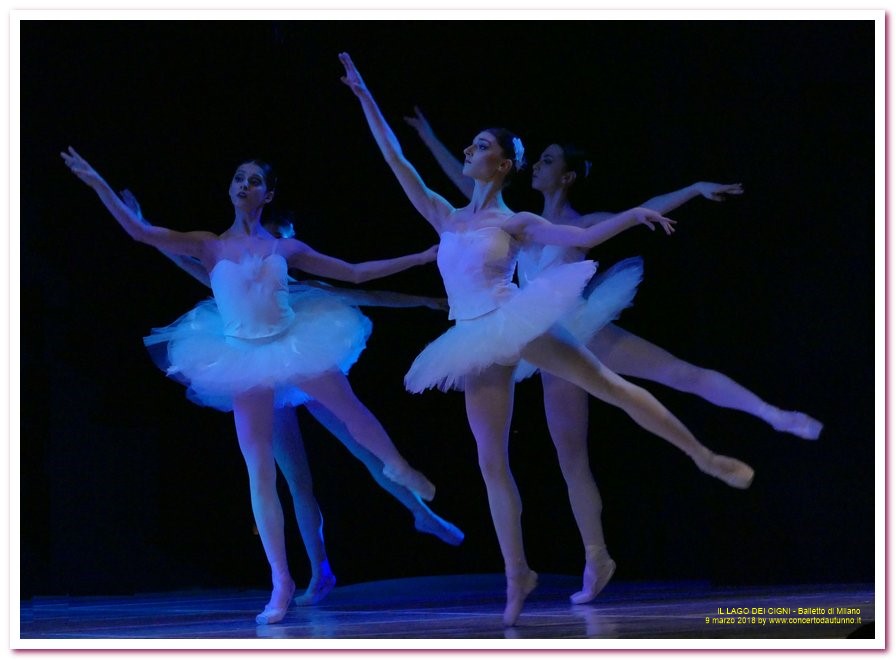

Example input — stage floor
[19,574,875,645]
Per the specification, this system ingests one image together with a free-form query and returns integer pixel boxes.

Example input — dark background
[20,20,874,598]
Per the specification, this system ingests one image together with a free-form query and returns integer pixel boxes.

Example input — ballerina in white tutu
[119,190,463,607]
[62,149,440,624]
[404,110,824,603]
[339,52,755,626]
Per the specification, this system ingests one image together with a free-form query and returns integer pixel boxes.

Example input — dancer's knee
[477,449,511,484]
[554,438,591,480]
[246,464,278,499]
[284,477,313,501]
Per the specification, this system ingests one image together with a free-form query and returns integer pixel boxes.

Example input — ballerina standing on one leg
[121,189,464,605]
[339,53,753,626]
[403,110,823,603]
[62,149,440,624]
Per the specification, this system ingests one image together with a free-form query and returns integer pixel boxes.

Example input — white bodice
[437,226,520,320]
[209,253,294,339]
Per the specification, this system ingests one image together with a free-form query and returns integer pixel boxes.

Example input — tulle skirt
[404,260,597,393]
[513,256,643,382]
[144,288,372,412]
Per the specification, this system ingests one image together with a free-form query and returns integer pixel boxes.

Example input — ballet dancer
[62,149,439,623]
[404,105,819,436]
[339,52,754,626]
[403,110,823,602]
[119,190,462,607]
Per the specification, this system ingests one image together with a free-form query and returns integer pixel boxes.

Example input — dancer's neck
[227,208,267,237]
[540,189,575,222]
[469,180,508,214]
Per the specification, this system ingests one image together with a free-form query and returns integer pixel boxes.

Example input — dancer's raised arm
[338,53,454,233]
[282,239,438,284]
[61,147,215,260]
[404,106,474,200]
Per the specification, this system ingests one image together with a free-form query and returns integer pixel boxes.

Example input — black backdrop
[20,19,875,598]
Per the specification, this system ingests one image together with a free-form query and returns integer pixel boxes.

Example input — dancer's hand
[629,207,676,235]
[119,188,145,222]
[338,52,369,97]
[404,106,435,140]
[694,181,744,202]
[60,146,106,189]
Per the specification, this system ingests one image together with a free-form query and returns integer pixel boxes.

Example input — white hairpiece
[511,137,525,170]
[279,222,296,239]
[583,159,592,178]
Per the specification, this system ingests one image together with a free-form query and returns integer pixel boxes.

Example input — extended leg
[297,371,435,501]
[521,332,754,489]
[232,389,296,624]
[540,373,615,603]
[270,408,336,606]
[592,324,822,439]
[305,400,463,545]
[465,366,538,627]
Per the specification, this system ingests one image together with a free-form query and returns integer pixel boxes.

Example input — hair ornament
[583,159,592,178]
[512,137,525,171]
[279,222,296,239]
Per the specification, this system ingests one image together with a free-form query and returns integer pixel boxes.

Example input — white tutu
[404,260,597,393]
[144,288,372,412]
[513,256,643,382]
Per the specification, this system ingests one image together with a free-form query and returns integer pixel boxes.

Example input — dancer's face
[531,144,569,193]
[229,163,274,210]
[462,132,511,181]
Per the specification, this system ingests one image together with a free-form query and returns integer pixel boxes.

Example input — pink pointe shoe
[693,450,755,489]
[294,572,337,606]
[383,462,436,501]
[771,410,824,440]
[256,580,297,625]
[503,569,538,627]
[414,510,465,546]
[570,545,616,605]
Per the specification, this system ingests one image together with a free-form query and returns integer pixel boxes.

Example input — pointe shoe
[255,580,296,625]
[570,546,616,605]
[771,410,823,440]
[414,510,465,546]
[503,569,538,627]
[295,572,336,606]
[383,463,436,501]
[694,451,754,489]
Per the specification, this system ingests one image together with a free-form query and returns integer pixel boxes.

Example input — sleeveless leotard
[404,226,596,392]
[144,248,372,412]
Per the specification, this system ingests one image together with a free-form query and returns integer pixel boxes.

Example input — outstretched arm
[579,181,743,226]
[284,239,438,284]
[404,106,474,200]
[294,281,448,311]
[510,208,675,249]
[339,53,454,233]
[120,189,211,287]
[639,181,743,214]
[61,147,215,259]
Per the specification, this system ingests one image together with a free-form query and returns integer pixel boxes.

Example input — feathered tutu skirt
[144,288,372,412]
[404,260,597,393]
[513,256,643,382]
